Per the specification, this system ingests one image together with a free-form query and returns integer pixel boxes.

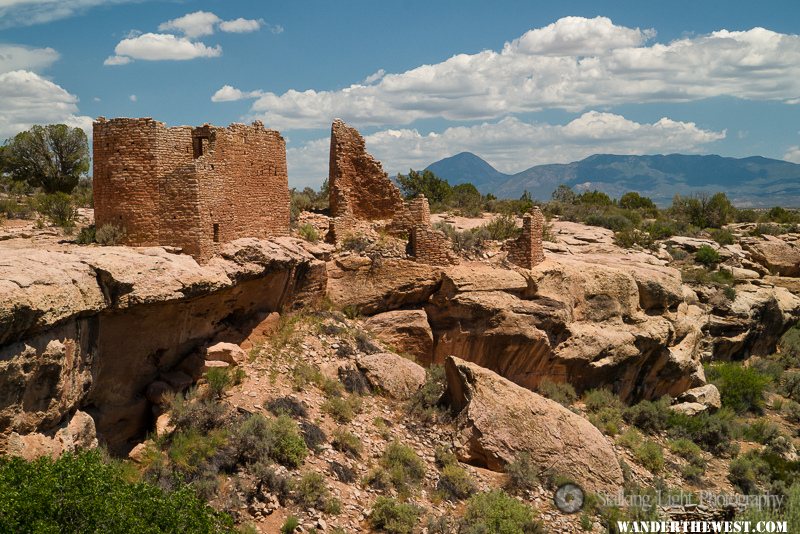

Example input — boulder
[742,236,800,277]
[356,352,426,400]
[443,356,623,494]
[326,257,442,315]
[678,384,721,410]
[205,342,246,365]
[670,402,708,416]
[363,310,433,363]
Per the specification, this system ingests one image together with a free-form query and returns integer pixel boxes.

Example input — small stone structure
[506,207,546,269]
[410,224,459,266]
[93,117,289,262]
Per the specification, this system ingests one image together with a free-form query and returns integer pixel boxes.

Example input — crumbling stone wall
[410,225,459,266]
[388,195,432,236]
[506,207,545,269]
[328,119,404,220]
[94,117,289,261]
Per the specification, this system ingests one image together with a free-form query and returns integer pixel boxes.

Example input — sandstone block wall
[328,119,404,220]
[388,195,432,236]
[507,207,545,269]
[93,117,289,261]
[410,225,459,266]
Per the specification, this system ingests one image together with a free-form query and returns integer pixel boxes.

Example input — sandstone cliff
[0,238,325,452]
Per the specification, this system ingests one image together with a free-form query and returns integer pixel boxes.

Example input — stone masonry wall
[506,207,545,269]
[328,119,404,220]
[387,195,432,236]
[93,117,289,262]
[410,225,459,266]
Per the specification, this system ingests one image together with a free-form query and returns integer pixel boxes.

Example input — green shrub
[410,364,447,422]
[616,428,643,450]
[169,394,229,433]
[583,388,623,413]
[744,418,781,444]
[460,490,543,534]
[206,367,232,399]
[231,414,274,465]
[379,442,426,493]
[95,223,125,245]
[669,438,706,481]
[33,192,77,227]
[728,453,770,493]
[322,394,363,423]
[705,362,771,413]
[589,407,624,436]
[76,225,95,244]
[293,472,336,511]
[281,516,300,534]
[434,445,458,468]
[710,228,735,245]
[297,223,319,243]
[667,408,737,455]
[0,450,234,533]
[537,379,577,407]
[737,483,800,532]
[783,400,800,424]
[634,440,665,473]
[623,397,672,434]
[437,464,476,501]
[505,451,540,493]
[483,213,521,240]
[331,427,362,458]
[780,370,800,401]
[291,361,324,390]
[779,325,800,367]
[169,428,228,476]
[369,496,421,534]
[266,415,308,468]
[695,245,721,266]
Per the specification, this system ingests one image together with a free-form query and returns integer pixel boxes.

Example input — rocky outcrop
[741,235,800,276]
[426,257,704,401]
[0,238,325,453]
[363,310,434,363]
[356,353,426,400]
[326,256,442,315]
[704,283,800,360]
[444,356,623,494]
[6,410,98,460]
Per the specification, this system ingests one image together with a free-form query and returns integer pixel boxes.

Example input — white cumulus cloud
[0,44,59,73]
[286,112,725,188]
[158,10,221,38]
[234,16,800,130]
[210,84,263,102]
[0,70,92,139]
[783,146,800,163]
[219,17,263,33]
[105,33,221,64]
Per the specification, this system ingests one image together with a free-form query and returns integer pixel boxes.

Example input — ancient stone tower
[93,117,290,262]
[328,118,404,220]
[507,207,546,269]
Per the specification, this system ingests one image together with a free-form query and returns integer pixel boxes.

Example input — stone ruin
[93,117,290,262]
[92,115,541,269]
[506,207,546,269]
[326,118,458,265]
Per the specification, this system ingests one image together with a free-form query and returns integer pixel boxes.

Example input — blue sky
[2,0,800,188]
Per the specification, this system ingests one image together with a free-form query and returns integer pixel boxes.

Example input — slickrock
[444,356,623,494]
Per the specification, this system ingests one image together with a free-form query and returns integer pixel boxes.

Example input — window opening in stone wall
[193,136,209,159]
[213,223,219,243]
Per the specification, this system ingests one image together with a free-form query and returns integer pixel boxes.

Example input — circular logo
[554,483,585,514]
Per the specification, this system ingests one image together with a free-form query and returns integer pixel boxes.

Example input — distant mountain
[425,153,800,207]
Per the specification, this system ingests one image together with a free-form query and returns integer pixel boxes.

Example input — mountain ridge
[425,152,800,207]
